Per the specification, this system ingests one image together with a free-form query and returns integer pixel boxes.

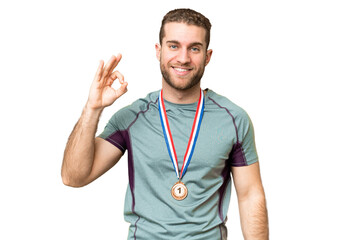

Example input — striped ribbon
[158,89,205,180]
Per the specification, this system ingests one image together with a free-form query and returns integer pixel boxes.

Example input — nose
[177,48,190,64]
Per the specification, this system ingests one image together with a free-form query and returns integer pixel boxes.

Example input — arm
[232,162,269,240]
[61,54,128,187]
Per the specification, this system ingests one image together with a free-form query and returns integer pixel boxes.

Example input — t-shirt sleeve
[97,111,129,153]
[230,111,259,167]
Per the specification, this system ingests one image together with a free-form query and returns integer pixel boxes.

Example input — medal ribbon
[158,89,205,180]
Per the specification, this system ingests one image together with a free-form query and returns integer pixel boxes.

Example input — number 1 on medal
[171,181,188,200]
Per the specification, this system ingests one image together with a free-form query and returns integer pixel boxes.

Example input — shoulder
[206,89,255,141]
[109,90,160,129]
[206,89,250,121]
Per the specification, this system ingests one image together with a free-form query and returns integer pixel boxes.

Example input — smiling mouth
[172,66,193,75]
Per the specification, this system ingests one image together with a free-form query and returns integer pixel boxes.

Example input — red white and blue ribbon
[158,89,205,180]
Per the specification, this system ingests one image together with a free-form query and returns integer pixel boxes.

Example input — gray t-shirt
[99,89,258,240]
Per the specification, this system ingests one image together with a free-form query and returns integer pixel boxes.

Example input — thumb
[115,81,128,98]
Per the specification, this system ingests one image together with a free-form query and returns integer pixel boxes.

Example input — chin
[166,78,200,91]
[161,65,204,91]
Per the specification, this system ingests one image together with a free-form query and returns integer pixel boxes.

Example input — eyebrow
[166,40,204,47]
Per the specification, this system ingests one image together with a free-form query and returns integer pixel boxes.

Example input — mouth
[172,66,193,76]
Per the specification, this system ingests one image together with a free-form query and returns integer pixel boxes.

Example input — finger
[108,53,122,74]
[102,55,117,79]
[115,81,128,98]
[107,71,124,85]
[94,60,104,82]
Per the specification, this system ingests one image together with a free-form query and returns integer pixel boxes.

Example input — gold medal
[171,181,188,200]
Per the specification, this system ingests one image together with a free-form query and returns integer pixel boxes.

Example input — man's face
[156,22,212,91]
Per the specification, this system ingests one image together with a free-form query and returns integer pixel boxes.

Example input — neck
[162,80,201,104]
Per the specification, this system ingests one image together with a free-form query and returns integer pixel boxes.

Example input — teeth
[174,68,189,72]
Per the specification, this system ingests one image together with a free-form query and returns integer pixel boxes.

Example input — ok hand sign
[87,54,128,110]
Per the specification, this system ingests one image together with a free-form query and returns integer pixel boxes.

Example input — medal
[158,89,205,200]
[171,181,188,200]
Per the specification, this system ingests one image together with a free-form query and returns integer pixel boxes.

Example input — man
[62,8,269,240]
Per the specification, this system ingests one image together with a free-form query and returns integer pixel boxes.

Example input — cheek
[159,51,168,62]
[193,56,207,67]
[162,49,186,63]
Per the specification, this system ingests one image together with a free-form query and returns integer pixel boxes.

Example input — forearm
[61,104,103,187]
[239,192,269,240]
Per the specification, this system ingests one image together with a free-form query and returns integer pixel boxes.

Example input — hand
[87,54,128,110]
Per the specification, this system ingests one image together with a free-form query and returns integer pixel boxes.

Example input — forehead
[163,22,207,45]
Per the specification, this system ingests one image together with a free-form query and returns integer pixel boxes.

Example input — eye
[191,47,200,52]
[169,45,178,49]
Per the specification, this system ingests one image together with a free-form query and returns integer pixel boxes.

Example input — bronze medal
[171,181,188,200]
[159,90,205,201]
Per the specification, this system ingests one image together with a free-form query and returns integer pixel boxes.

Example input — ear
[155,43,161,61]
[205,49,213,66]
